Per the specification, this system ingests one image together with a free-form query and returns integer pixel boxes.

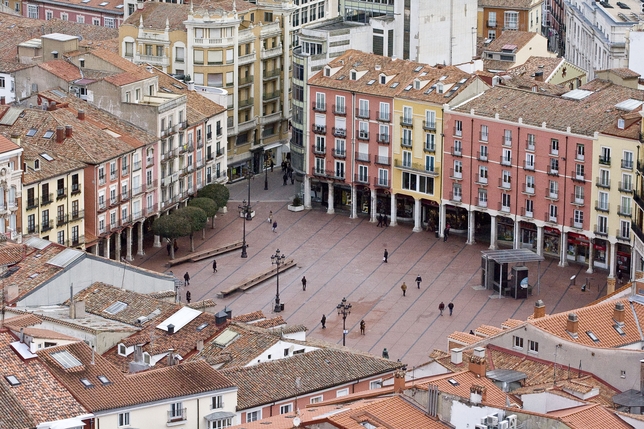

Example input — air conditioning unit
[487,415,499,426]
[507,415,517,429]
[499,421,509,429]
[474,425,487,429]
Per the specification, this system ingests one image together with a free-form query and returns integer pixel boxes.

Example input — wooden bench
[166,241,244,267]
[217,259,297,298]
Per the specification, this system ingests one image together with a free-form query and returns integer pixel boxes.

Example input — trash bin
[280,303,285,311]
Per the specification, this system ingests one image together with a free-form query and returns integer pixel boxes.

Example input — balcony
[168,409,187,424]
[526,139,535,151]
[261,45,283,59]
[477,176,488,185]
[617,228,630,242]
[522,208,534,218]
[480,132,489,142]
[450,192,462,203]
[121,191,131,201]
[425,143,436,153]
[27,198,39,210]
[618,205,632,217]
[487,20,497,27]
[355,152,370,163]
[498,178,511,190]
[502,137,512,147]
[523,160,534,171]
[135,54,169,67]
[401,138,412,148]
[357,131,369,141]
[99,175,106,186]
[56,187,67,199]
[500,155,512,166]
[312,124,327,134]
[633,222,644,243]
[423,121,436,131]
[596,177,610,189]
[313,168,327,177]
[451,168,463,180]
[575,152,584,161]
[332,105,346,116]
[71,184,81,195]
[42,193,54,205]
[263,91,280,101]
[197,138,203,149]
[598,156,611,166]
[374,177,390,188]
[110,172,117,181]
[27,224,39,234]
[594,224,608,236]
[400,116,413,127]
[572,173,585,182]
[571,193,584,205]
[377,134,390,144]
[547,166,559,176]
[376,111,391,122]
[239,97,254,108]
[109,198,119,208]
[68,236,85,247]
[477,199,488,208]
[312,144,326,155]
[451,146,462,157]
[544,212,557,223]
[374,155,390,165]
[70,210,84,221]
[545,187,559,200]
[618,181,633,193]
[41,220,53,232]
[454,127,462,137]
[332,127,346,138]
[263,69,280,80]
[478,151,488,162]
[523,184,534,194]
[621,159,634,170]
[132,160,142,171]
[98,202,107,212]
[331,171,346,181]
[121,165,129,176]
[147,157,154,167]
[595,200,609,212]
[56,215,67,227]
[569,218,583,229]
[354,174,369,184]
[312,102,326,112]
[356,108,370,119]
[332,149,346,158]
[216,148,225,157]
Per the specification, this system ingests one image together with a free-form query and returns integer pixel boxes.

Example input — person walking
[320,314,326,328]
[448,302,454,316]
[272,220,278,233]
[443,226,449,242]
[166,242,171,256]
[270,159,274,172]
[438,302,445,316]
[415,275,422,289]
[382,348,389,359]
[384,214,388,227]
[301,276,307,291]
[377,213,383,227]
[183,272,190,286]
[212,259,218,273]
[186,290,191,304]
[618,270,623,284]
[360,320,366,335]
[268,211,273,224]
[283,172,288,186]
[383,249,388,263]
[401,282,408,296]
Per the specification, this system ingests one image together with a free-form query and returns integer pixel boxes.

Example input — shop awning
[204,411,236,422]
[481,249,544,264]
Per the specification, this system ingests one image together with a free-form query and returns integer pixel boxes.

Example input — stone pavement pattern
[131,170,609,367]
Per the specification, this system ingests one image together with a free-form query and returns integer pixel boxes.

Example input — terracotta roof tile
[18,327,81,341]
[0,133,19,153]
[506,56,564,80]
[222,348,403,410]
[0,379,35,429]
[480,0,534,8]
[447,331,482,346]
[486,31,538,52]
[227,404,344,429]
[474,325,504,337]
[37,341,234,412]
[123,2,190,31]
[596,68,641,79]
[38,60,82,82]
[548,403,633,429]
[3,313,43,329]
[0,330,88,424]
[0,242,25,266]
[20,140,87,185]
[417,370,513,408]
[501,319,525,329]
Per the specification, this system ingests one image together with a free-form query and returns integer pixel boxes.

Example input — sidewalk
[129,171,610,367]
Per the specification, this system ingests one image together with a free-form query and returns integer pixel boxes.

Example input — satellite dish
[293,416,301,427]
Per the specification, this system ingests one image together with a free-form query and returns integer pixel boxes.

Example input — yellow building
[391,67,488,234]
[21,140,86,248]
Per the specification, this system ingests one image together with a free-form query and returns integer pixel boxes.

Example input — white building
[565,0,644,79]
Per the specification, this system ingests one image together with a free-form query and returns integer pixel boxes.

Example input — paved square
[132,170,611,367]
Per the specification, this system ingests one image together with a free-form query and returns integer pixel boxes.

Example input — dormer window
[437,83,444,94]
[350,70,357,80]
[34,159,40,170]
[118,343,127,356]
[324,67,330,77]
[51,51,58,59]
[143,352,151,364]
[380,74,386,84]
[618,118,625,129]
[79,58,85,68]
[413,79,420,90]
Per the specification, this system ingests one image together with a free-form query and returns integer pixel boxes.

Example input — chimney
[393,369,406,393]
[450,348,463,365]
[65,125,73,138]
[167,349,175,366]
[56,126,65,143]
[49,101,57,111]
[10,133,21,146]
[134,344,143,363]
[196,339,204,351]
[78,110,85,120]
[469,347,487,378]
[614,302,625,326]
[566,313,579,338]
[19,327,24,343]
[74,300,86,318]
[187,81,195,91]
[535,71,544,82]
[1,96,5,105]
[640,359,644,393]
[167,324,175,334]
[470,385,486,404]
[534,300,546,319]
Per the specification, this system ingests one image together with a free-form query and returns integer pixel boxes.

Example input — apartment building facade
[478,0,544,41]
[0,134,22,241]
[542,0,567,54]
[21,0,124,27]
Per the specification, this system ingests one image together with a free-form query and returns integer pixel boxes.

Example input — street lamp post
[237,200,249,258]
[271,249,286,312]
[245,164,252,221]
[336,297,352,346]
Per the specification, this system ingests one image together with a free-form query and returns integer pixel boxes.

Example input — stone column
[93,244,99,255]
[607,277,616,294]
[536,225,544,256]
[105,236,111,259]
[439,203,446,239]
[513,221,520,249]
[586,239,594,274]
[370,191,377,223]
[389,193,397,226]
[558,230,568,267]
[350,185,357,219]
[413,198,422,232]
[126,226,133,261]
[304,175,312,209]
[609,241,616,278]
[115,231,122,262]
[327,183,335,214]
[467,210,476,245]
[153,214,161,247]
[137,222,145,256]
[489,215,497,250]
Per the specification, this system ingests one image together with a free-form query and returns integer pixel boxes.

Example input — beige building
[0,134,22,241]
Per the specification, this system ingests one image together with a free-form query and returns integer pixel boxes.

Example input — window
[118,412,130,427]
[623,151,634,169]
[620,220,630,239]
[597,215,608,234]
[525,153,534,169]
[426,133,436,151]
[513,336,523,349]
[502,170,511,188]
[549,204,558,222]
[526,176,534,193]
[425,110,436,129]
[370,380,382,389]
[28,4,38,18]
[335,95,345,114]
[310,396,323,404]
[502,148,512,165]
[378,168,388,186]
[478,166,487,183]
[315,92,325,110]
[402,128,412,147]
[93,18,100,25]
[246,411,260,422]
[425,155,434,172]
[359,99,369,117]
[358,165,368,182]
[402,151,412,168]
[504,11,519,29]
[501,194,511,211]
[209,418,232,429]
[550,158,559,174]
[335,161,345,179]
[453,160,462,178]
[279,404,292,414]
[525,200,533,217]
[104,17,115,28]
[336,388,349,397]
[575,164,584,179]
[598,191,609,211]
[574,185,584,203]
[488,11,497,26]
[600,147,611,165]
[45,10,52,19]
[211,395,224,409]
[576,143,585,160]
[169,402,184,421]
[528,340,539,353]
[478,189,487,206]
[549,180,558,198]
[454,120,462,136]
[599,169,610,187]
[403,106,413,124]
[57,230,65,245]
[379,102,390,121]
[503,129,512,145]
[453,140,462,155]
[622,173,632,192]
[480,125,488,141]
[573,210,583,227]
[452,184,462,200]
[550,139,559,155]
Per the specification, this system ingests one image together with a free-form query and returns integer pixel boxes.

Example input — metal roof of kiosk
[481,249,545,298]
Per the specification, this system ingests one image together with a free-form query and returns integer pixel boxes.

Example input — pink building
[442,85,595,269]
[22,0,123,28]
[306,51,423,221]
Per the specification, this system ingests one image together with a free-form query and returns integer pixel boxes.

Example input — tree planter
[239,210,256,218]
[288,205,304,212]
